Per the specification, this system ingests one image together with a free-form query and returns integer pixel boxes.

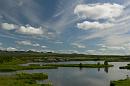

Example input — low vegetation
[110,76,130,86]
[16,73,48,80]
[0,65,57,72]
[0,73,52,86]
[0,50,130,63]
[43,63,113,68]
[119,63,130,69]
[0,50,130,86]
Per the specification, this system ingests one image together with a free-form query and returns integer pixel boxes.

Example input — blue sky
[0,0,130,55]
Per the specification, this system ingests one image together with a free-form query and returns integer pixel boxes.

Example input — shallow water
[20,61,104,66]
[18,61,130,86]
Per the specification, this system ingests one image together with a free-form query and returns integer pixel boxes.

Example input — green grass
[0,65,57,72]
[0,58,112,72]
[1,50,130,63]
[119,63,130,69]
[0,62,113,72]
[0,63,112,72]
[0,58,57,72]
[0,73,52,86]
[43,63,113,68]
[110,79,130,86]
[16,73,48,80]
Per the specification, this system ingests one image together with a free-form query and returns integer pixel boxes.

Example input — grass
[0,58,112,72]
[0,65,57,72]
[1,50,130,63]
[0,73,52,86]
[0,58,57,72]
[110,78,130,86]
[0,63,112,72]
[16,73,48,80]
[119,63,130,69]
[43,63,113,68]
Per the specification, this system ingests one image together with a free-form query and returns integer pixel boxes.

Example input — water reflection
[79,66,82,71]
[78,62,109,73]
[104,67,109,73]
[0,61,130,86]
[20,61,104,66]
[98,68,100,72]
[79,66,109,73]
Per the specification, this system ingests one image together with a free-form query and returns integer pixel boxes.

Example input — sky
[0,0,130,55]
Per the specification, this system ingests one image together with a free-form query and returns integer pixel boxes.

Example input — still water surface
[1,61,130,86]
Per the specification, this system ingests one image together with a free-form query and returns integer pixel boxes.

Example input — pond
[1,61,130,86]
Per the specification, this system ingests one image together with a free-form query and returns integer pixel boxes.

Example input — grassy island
[119,64,130,69]
[43,63,113,68]
[0,63,113,72]
[110,78,130,86]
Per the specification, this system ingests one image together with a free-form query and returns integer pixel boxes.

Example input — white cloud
[32,43,40,47]
[104,35,130,46]
[74,3,124,20]
[55,41,64,44]
[96,42,130,55]
[16,40,47,49]
[107,46,125,50]
[41,46,47,48]
[71,43,86,48]
[100,45,125,50]
[16,40,40,47]
[0,23,50,37]
[75,2,130,49]
[7,47,17,51]
[77,21,114,30]
[16,25,44,35]
[86,50,96,54]
[16,40,32,46]
[47,0,84,34]
[1,23,16,30]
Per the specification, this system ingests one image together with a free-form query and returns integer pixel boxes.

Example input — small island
[110,75,130,86]
[119,64,130,69]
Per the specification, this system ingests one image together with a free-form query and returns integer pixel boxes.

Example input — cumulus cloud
[74,3,124,20]
[33,43,40,47]
[77,21,114,30]
[16,25,44,35]
[71,43,86,48]
[0,23,49,36]
[1,23,16,30]
[7,47,17,51]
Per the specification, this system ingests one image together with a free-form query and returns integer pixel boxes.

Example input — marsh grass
[0,73,52,86]
[110,79,130,86]
[119,63,130,69]
[43,63,113,68]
